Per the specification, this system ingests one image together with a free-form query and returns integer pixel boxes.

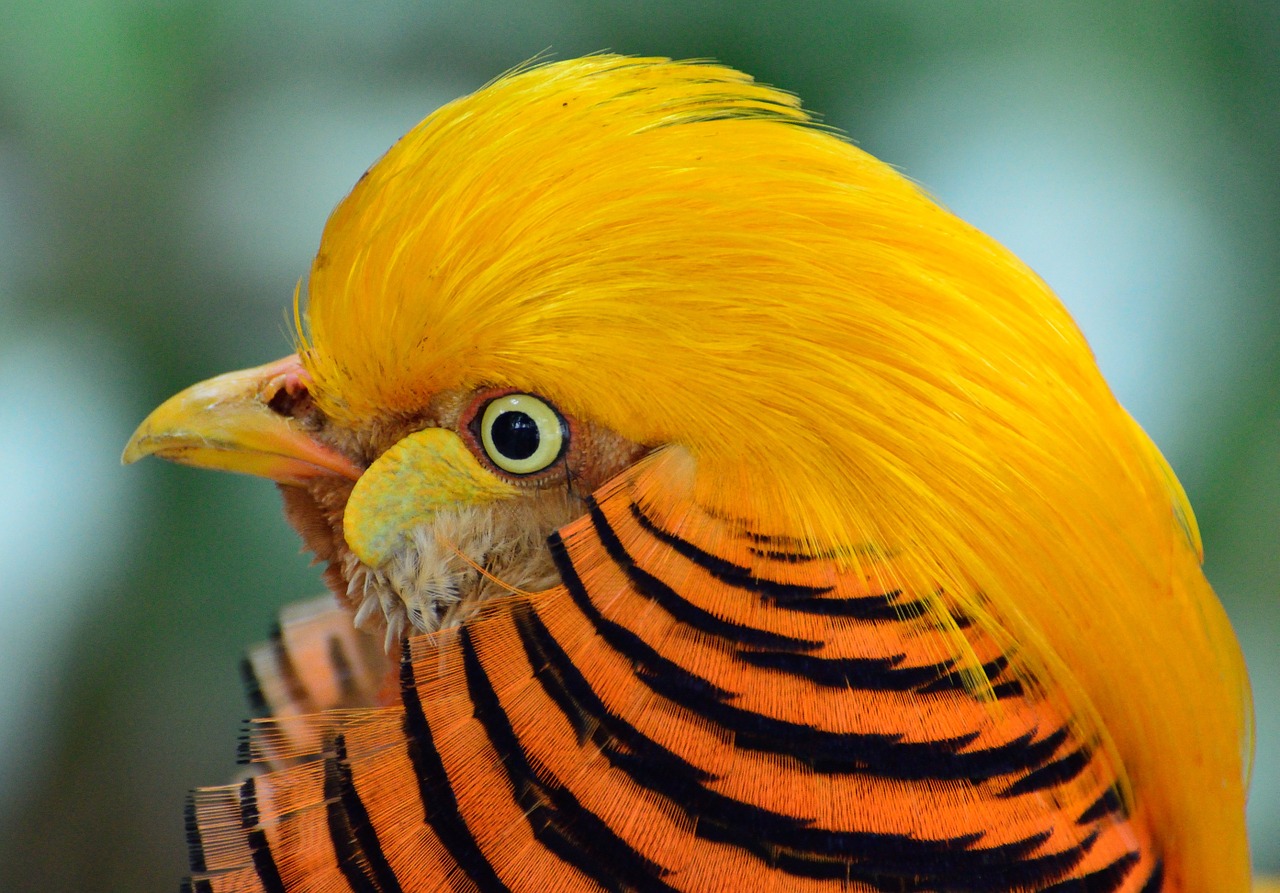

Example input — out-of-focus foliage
[0,3,1275,889]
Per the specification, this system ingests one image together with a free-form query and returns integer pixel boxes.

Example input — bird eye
[478,393,566,475]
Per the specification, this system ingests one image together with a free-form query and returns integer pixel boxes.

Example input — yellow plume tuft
[299,56,1252,888]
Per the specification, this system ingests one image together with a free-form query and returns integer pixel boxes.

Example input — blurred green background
[0,2,1276,889]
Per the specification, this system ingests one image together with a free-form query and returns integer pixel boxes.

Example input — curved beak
[122,354,362,486]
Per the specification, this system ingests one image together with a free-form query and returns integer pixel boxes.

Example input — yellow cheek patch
[343,428,518,567]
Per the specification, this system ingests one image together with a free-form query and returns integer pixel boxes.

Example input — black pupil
[491,410,541,460]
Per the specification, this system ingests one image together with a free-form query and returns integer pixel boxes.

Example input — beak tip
[121,428,149,466]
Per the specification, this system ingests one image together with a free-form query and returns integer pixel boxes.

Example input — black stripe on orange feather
[328,636,360,702]
[511,604,715,792]
[1040,850,1140,892]
[912,652,1026,701]
[326,734,401,893]
[548,532,737,701]
[181,879,214,893]
[764,829,1092,891]
[399,643,512,893]
[514,602,818,849]
[458,626,677,893]
[634,653,1079,781]
[625,501,832,604]
[991,678,1027,699]
[240,656,268,715]
[746,545,817,563]
[240,777,287,893]
[587,501,819,651]
[267,621,307,708]
[236,730,252,766]
[512,600,1101,891]
[950,829,1098,891]
[184,793,207,874]
[1000,746,1093,798]
[778,589,929,620]
[1139,860,1165,893]
[915,654,1009,695]
[736,649,958,691]
[1076,786,1126,825]
[755,828,1081,890]
[624,502,989,631]
[552,529,1075,782]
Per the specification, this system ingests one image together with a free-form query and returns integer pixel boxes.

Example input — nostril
[266,371,313,418]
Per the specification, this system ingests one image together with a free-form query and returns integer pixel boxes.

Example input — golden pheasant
[124,56,1255,891]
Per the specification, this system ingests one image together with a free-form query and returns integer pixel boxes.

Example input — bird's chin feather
[342,510,477,648]
[274,405,647,650]
[281,480,583,650]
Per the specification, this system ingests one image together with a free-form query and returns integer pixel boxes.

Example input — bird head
[127,56,1119,645]
[124,59,1250,883]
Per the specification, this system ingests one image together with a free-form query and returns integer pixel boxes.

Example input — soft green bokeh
[1,3,1275,889]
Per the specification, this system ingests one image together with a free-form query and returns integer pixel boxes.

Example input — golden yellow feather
[294,56,1252,889]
